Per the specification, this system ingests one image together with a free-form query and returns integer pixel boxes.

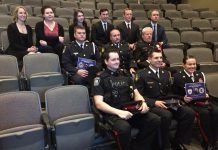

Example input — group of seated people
[4,5,218,150]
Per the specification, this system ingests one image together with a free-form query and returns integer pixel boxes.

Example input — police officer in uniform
[173,55,218,150]
[104,29,135,74]
[133,27,169,70]
[92,49,161,150]
[62,25,101,87]
[135,49,195,150]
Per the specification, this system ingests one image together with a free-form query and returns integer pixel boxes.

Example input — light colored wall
[183,0,218,11]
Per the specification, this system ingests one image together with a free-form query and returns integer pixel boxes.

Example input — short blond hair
[13,6,28,22]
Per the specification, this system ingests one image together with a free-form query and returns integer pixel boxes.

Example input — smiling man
[92,49,160,150]
[135,48,195,150]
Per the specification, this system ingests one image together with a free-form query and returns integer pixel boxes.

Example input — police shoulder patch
[94,77,100,86]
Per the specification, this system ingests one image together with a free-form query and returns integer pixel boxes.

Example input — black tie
[190,75,194,82]
[127,23,131,34]
[153,24,157,42]
[156,71,159,78]
[103,23,107,32]
[80,44,83,49]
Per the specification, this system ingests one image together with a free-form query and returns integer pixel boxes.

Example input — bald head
[141,27,153,43]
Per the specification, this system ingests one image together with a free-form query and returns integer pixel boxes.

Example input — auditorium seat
[45,85,95,150]
[55,7,74,20]
[172,18,193,33]
[0,55,20,93]
[23,0,42,7]
[0,4,9,15]
[22,53,64,103]
[165,31,184,49]
[177,4,193,11]
[60,1,78,9]
[181,10,200,20]
[187,47,218,73]
[0,91,48,150]
[191,19,213,32]
[205,73,218,99]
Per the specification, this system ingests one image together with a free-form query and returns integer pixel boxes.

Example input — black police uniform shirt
[172,70,205,100]
[104,42,133,70]
[132,41,168,69]
[62,41,101,75]
[92,68,135,109]
[135,67,172,107]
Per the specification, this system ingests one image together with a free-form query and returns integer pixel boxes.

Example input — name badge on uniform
[73,52,78,55]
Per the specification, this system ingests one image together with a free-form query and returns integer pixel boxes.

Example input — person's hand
[40,40,47,46]
[27,46,38,53]
[155,100,167,109]
[138,101,149,114]
[184,95,192,103]
[77,69,88,77]
[129,43,135,50]
[59,36,64,43]
[117,110,133,120]
[130,68,136,75]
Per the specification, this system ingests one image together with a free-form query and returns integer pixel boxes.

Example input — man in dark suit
[91,8,114,49]
[144,9,168,49]
[117,8,140,50]
[135,49,195,150]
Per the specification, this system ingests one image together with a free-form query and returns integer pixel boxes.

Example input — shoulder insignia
[94,77,100,86]
[134,73,139,82]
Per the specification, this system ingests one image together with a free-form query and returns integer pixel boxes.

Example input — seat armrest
[61,68,71,85]
[41,112,52,150]
[19,72,28,90]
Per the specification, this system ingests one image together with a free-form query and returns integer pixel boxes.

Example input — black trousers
[189,102,218,145]
[151,106,195,149]
[107,112,161,150]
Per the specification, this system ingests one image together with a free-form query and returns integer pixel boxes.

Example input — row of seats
[0,54,65,102]
[0,0,168,8]
[0,85,95,150]
[164,47,218,73]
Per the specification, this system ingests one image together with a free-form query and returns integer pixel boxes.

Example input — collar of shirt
[149,66,159,75]
[101,21,107,26]
[125,21,131,28]
[184,70,194,78]
[151,22,157,28]
[76,41,85,47]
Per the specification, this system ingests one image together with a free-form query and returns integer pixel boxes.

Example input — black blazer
[91,21,114,47]
[6,23,33,61]
[144,22,168,48]
[35,21,64,47]
[117,21,140,44]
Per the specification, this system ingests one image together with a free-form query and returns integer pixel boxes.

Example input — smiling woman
[35,5,64,61]
[6,6,39,70]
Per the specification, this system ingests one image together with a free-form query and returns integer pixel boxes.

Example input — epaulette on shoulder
[120,69,130,76]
